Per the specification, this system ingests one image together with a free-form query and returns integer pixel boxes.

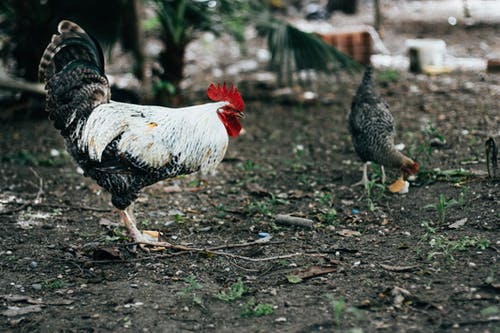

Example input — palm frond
[257,17,362,84]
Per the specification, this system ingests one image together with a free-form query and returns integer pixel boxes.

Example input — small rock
[31,284,42,291]
[30,261,38,269]
[130,283,139,289]
[351,209,360,215]
[275,317,287,323]
[258,232,270,238]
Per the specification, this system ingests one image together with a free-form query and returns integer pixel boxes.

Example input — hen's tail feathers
[361,66,373,86]
[39,20,109,136]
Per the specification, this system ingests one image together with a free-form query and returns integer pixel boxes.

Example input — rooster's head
[208,82,245,137]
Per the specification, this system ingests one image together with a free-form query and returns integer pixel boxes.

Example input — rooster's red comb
[207,82,244,111]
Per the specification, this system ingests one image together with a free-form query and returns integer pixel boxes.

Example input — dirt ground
[1,4,500,333]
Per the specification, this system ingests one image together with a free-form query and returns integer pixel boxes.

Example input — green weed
[326,296,364,327]
[378,68,400,85]
[427,235,490,261]
[216,278,247,302]
[44,279,65,290]
[216,203,227,218]
[241,298,273,317]
[180,275,203,306]
[425,194,458,225]
[366,179,385,212]
[321,208,338,225]
[246,193,288,217]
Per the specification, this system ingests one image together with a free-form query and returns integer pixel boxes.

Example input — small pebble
[130,283,139,288]
[275,317,287,323]
[31,284,42,291]
[258,232,270,238]
[351,209,360,215]
[30,261,38,269]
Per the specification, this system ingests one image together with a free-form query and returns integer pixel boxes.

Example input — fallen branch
[275,214,314,229]
[0,76,45,95]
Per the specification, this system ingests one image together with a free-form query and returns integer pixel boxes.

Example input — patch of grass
[315,191,333,206]
[216,278,247,302]
[458,186,469,208]
[181,275,202,295]
[427,235,490,261]
[326,296,364,327]
[320,208,338,225]
[44,279,65,290]
[378,68,400,85]
[180,275,203,306]
[241,298,273,317]
[366,179,385,212]
[240,159,259,174]
[174,214,184,224]
[246,193,288,217]
[2,149,69,167]
[216,203,227,218]
[425,194,458,225]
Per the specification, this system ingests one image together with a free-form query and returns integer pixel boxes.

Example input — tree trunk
[156,42,187,106]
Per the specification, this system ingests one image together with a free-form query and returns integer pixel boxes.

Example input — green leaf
[287,274,303,284]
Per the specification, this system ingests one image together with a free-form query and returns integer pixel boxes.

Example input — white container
[406,39,447,72]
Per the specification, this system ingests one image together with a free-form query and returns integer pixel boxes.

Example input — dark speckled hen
[39,21,245,247]
[348,67,419,187]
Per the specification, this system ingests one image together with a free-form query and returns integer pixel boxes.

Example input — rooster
[348,67,419,188]
[39,20,245,247]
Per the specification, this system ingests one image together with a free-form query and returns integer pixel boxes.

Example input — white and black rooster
[39,20,245,247]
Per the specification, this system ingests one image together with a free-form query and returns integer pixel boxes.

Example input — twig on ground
[79,237,327,264]
[275,214,314,229]
[29,167,44,204]
[0,202,109,215]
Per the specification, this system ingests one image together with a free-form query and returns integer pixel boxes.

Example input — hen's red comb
[207,82,244,111]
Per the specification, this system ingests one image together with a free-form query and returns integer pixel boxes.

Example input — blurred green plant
[147,0,360,103]
[240,298,273,317]
[216,278,247,302]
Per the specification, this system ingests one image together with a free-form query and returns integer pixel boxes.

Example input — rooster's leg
[118,205,173,248]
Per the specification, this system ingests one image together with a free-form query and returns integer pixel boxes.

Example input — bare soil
[1,10,499,333]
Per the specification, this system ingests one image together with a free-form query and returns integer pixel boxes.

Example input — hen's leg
[352,162,370,188]
[381,165,386,184]
[118,205,173,248]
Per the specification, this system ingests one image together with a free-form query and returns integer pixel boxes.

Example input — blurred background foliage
[0,0,358,106]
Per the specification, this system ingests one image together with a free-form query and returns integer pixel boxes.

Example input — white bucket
[406,39,447,72]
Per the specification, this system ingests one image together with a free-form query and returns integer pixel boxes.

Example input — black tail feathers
[39,20,109,136]
[39,20,105,83]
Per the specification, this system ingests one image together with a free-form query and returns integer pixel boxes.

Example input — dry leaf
[380,263,418,272]
[388,177,405,193]
[293,265,336,280]
[448,218,467,229]
[142,230,160,242]
[337,229,361,237]
[163,184,183,193]
[246,183,269,196]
